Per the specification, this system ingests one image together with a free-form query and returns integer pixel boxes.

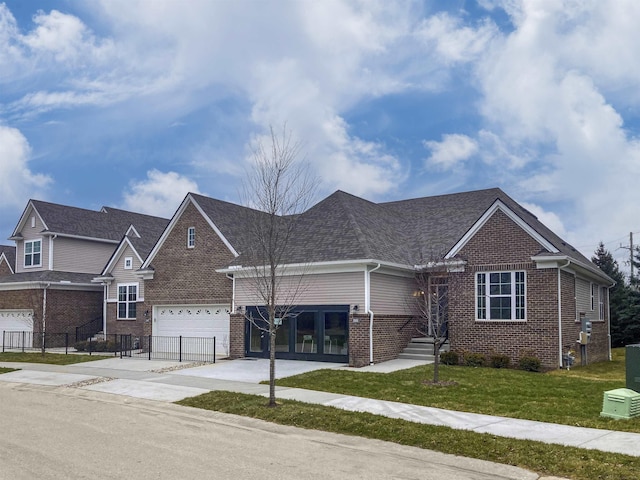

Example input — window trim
[117,283,138,320]
[24,239,42,268]
[187,226,195,248]
[590,282,595,311]
[476,270,527,322]
[599,286,605,321]
[123,256,133,270]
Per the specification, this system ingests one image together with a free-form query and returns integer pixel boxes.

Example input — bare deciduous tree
[412,250,463,384]
[240,125,318,407]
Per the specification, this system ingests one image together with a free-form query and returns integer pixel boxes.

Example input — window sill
[116,318,137,321]
[475,319,527,323]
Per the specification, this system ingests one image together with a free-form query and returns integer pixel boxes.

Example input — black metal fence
[1,331,217,363]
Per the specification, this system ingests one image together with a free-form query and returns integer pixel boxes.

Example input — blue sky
[1,0,640,272]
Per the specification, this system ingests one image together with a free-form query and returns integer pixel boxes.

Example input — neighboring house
[0,200,168,339]
[92,217,169,337]
[0,245,15,276]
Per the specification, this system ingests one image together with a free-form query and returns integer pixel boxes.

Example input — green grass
[273,347,639,432]
[0,367,16,374]
[178,391,640,480]
[0,352,112,365]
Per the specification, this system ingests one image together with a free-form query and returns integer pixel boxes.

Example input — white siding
[15,207,48,273]
[575,277,591,320]
[53,237,116,274]
[107,245,144,300]
[235,271,365,307]
[370,272,417,315]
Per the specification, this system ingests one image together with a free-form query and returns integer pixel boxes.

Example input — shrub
[464,352,486,367]
[489,354,511,369]
[74,341,87,352]
[439,351,459,365]
[518,355,542,372]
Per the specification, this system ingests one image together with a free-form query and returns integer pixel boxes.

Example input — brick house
[0,200,167,340]
[129,188,612,369]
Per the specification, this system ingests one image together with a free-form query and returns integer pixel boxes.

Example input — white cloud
[0,125,52,208]
[519,201,566,239]
[121,170,200,217]
[424,134,478,170]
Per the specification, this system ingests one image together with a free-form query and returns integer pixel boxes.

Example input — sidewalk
[1,358,639,458]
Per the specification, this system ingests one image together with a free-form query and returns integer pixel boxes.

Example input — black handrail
[75,317,103,342]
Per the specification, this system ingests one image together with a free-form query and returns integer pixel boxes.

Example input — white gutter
[607,285,612,360]
[366,263,381,365]
[557,259,571,368]
[226,273,235,312]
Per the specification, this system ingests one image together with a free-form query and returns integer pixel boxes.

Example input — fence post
[148,335,152,360]
[65,333,69,355]
[89,337,92,356]
[22,331,25,353]
[179,335,182,362]
[213,336,216,363]
[2,331,4,353]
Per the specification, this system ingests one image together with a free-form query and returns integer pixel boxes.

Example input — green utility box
[601,388,640,420]
[627,344,640,393]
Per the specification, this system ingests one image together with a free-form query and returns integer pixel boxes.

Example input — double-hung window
[599,286,605,320]
[118,284,138,319]
[187,227,195,248]
[476,271,526,321]
[24,239,42,267]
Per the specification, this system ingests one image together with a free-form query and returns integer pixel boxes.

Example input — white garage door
[0,310,34,348]
[153,305,230,355]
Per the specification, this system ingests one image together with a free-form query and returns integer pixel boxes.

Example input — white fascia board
[101,237,143,275]
[445,200,559,259]
[92,275,114,284]
[40,232,119,244]
[0,281,102,291]
[532,254,614,285]
[142,194,238,270]
[136,268,155,280]
[11,201,48,238]
[126,225,141,238]
[218,259,416,277]
[0,253,14,274]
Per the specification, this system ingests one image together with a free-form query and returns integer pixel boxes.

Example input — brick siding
[0,288,102,335]
[447,209,609,369]
[141,202,234,335]
[348,313,417,367]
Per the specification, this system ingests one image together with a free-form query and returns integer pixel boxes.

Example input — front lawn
[0,367,16,374]
[0,352,112,365]
[275,348,639,432]
[178,391,640,480]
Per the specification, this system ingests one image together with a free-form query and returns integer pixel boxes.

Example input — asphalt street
[0,382,540,480]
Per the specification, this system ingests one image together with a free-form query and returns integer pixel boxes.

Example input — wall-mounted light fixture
[352,305,359,312]
[144,310,150,322]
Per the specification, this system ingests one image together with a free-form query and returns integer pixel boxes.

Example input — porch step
[397,337,449,361]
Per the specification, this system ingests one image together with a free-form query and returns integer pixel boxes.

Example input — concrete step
[398,352,435,361]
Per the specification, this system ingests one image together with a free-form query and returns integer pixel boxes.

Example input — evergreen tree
[592,242,639,346]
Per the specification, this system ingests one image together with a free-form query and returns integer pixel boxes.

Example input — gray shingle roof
[0,270,97,285]
[28,200,168,242]
[217,187,602,277]
[0,245,16,269]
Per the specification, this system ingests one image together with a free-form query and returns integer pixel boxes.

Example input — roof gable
[142,193,243,269]
[0,245,16,274]
[445,199,559,259]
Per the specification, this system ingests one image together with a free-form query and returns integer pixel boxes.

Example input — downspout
[607,284,613,361]
[102,283,108,336]
[42,283,50,351]
[366,263,382,365]
[226,273,235,313]
[557,260,571,368]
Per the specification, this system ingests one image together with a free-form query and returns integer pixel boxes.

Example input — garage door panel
[0,310,34,349]
[153,305,230,355]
